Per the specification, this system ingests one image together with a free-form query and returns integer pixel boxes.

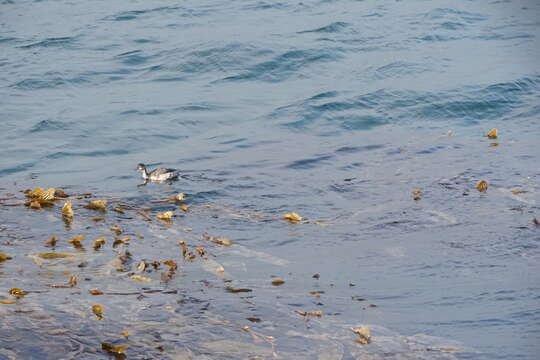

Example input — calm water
[1,0,540,359]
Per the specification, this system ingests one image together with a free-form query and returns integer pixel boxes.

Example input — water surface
[1,0,540,359]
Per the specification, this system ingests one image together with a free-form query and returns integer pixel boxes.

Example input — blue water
[1,0,540,359]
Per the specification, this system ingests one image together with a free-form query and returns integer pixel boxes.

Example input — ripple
[29,120,67,133]
[285,154,334,169]
[298,22,351,34]
[18,36,78,49]
[46,149,130,159]
[218,48,341,83]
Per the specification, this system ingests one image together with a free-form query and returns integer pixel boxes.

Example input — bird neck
[141,167,149,178]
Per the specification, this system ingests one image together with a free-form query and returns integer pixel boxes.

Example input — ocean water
[1,0,540,359]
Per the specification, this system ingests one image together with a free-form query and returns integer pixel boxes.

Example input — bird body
[137,164,178,182]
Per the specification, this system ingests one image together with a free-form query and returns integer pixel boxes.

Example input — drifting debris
[28,201,42,209]
[0,299,16,304]
[113,237,130,248]
[163,260,178,271]
[62,200,74,218]
[113,207,125,214]
[111,225,122,235]
[225,286,252,293]
[69,275,78,287]
[411,189,422,201]
[120,330,130,338]
[92,304,104,320]
[44,236,57,247]
[102,343,128,355]
[130,275,152,282]
[34,252,77,259]
[203,233,233,246]
[89,289,104,295]
[281,212,302,223]
[487,128,498,139]
[533,217,539,226]
[157,211,174,221]
[179,240,187,257]
[68,234,86,248]
[296,310,323,318]
[352,327,371,345]
[271,279,285,286]
[179,204,189,212]
[9,288,27,298]
[312,273,320,279]
[168,193,186,201]
[0,253,12,262]
[476,180,488,193]
[93,237,106,250]
[85,200,107,211]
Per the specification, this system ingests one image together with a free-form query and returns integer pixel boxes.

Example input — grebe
[137,163,178,182]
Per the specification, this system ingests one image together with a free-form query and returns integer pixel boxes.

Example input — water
[1,0,540,358]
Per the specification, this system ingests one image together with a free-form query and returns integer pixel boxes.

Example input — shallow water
[1,0,540,359]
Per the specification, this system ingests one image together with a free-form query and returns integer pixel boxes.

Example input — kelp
[281,212,302,223]
[352,327,371,344]
[476,180,488,192]
[85,200,107,211]
[92,304,104,320]
[0,253,12,262]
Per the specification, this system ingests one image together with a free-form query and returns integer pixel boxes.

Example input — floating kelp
[157,211,174,221]
[68,234,86,247]
[296,310,323,318]
[203,233,233,246]
[130,275,152,282]
[225,286,252,293]
[33,252,77,259]
[111,225,122,235]
[179,204,189,212]
[476,180,488,192]
[85,200,107,211]
[113,207,125,214]
[62,200,74,217]
[0,253,12,262]
[281,212,302,223]
[43,236,57,247]
[487,128,498,139]
[102,343,128,355]
[168,193,186,201]
[9,288,27,298]
[352,327,371,344]
[411,189,422,201]
[93,237,106,249]
[92,304,104,319]
[271,279,285,286]
[0,299,16,304]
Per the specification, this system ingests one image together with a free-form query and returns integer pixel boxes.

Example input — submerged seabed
[1,0,540,358]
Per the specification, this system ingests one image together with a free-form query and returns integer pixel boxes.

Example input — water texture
[1,0,540,359]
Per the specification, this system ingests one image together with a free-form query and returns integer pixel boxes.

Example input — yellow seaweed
[476,180,488,192]
[0,253,12,262]
[92,304,104,320]
[157,211,174,220]
[487,128,498,139]
[281,212,302,223]
[85,200,107,211]
[62,200,74,217]
[9,288,27,297]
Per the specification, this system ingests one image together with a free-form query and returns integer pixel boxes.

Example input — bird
[136,163,178,182]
